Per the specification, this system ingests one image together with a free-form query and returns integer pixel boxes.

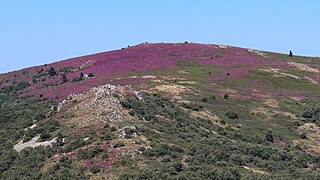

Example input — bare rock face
[119,126,137,138]
[57,84,143,126]
[58,84,125,123]
[14,136,57,152]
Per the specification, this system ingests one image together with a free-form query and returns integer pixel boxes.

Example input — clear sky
[0,0,319,73]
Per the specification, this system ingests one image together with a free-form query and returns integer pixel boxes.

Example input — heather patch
[0,43,299,102]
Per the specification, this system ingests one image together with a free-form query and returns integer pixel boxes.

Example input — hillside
[1,42,320,179]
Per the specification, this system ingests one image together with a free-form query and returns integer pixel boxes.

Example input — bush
[113,143,125,148]
[72,72,85,82]
[209,94,216,100]
[266,132,274,143]
[90,166,101,174]
[88,73,94,77]
[47,67,57,76]
[58,66,74,73]
[71,77,82,82]
[202,97,208,102]
[80,72,84,80]
[225,111,239,119]
[181,102,203,111]
[61,74,68,83]
[129,110,135,116]
[40,132,51,141]
[300,133,307,139]
[302,111,314,118]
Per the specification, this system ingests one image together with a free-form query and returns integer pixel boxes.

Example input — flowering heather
[0,42,318,101]
[82,147,121,169]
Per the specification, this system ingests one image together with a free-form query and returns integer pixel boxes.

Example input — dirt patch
[251,107,297,120]
[178,70,188,74]
[179,81,197,84]
[304,76,319,85]
[259,68,299,79]
[298,123,320,133]
[290,96,304,101]
[225,88,237,94]
[288,62,319,73]
[293,123,320,156]
[14,136,57,152]
[151,84,191,96]
[217,45,228,49]
[264,99,279,108]
[243,166,268,175]
[24,123,37,131]
[248,49,268,57]
[190,110,221,124]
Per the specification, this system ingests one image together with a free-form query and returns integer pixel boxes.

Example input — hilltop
[1,42,320,179]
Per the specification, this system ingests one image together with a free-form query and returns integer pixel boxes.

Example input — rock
[14,136,57,152]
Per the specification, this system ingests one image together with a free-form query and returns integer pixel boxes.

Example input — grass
[248,70,320,93]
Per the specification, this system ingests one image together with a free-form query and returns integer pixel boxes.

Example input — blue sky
[0,1,319,73]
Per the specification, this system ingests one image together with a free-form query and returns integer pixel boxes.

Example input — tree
[289,50,293,57]
[80,72,84,80]
[48,67,57,76]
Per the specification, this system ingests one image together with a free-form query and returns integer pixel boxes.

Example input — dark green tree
[80,72,84,80]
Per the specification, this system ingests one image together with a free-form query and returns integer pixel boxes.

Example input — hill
[1,42,320,179]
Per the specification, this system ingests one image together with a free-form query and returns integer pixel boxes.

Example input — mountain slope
[1,42,320,179]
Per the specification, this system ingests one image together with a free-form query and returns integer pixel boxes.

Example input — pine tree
[289,50,293,57]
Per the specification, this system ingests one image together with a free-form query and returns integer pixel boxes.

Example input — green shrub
[266,131,274,143]
[300,133,307,139]
[225,111,239,119]
[181,102,203,111]
[47,67,57,76]
[88,73,94,77]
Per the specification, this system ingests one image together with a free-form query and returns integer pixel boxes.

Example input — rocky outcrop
[14,136,57,152]
[58,84,143,124]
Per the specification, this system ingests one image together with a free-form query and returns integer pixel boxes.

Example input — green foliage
[181,102,204,111]
[225,111,239,119]
[300,132,307,139]
[44,156,87,179]
[88,72,94,77]
[58,66,75,74]
[61,74,68,83]
[77,146,105,160]
[266,131,274,143]
[302,107,320,123]
[80,72,84,80]
[119,93,319,179]
[0,81,30,93]
[47,67,57,76]
[72,72,85,82]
